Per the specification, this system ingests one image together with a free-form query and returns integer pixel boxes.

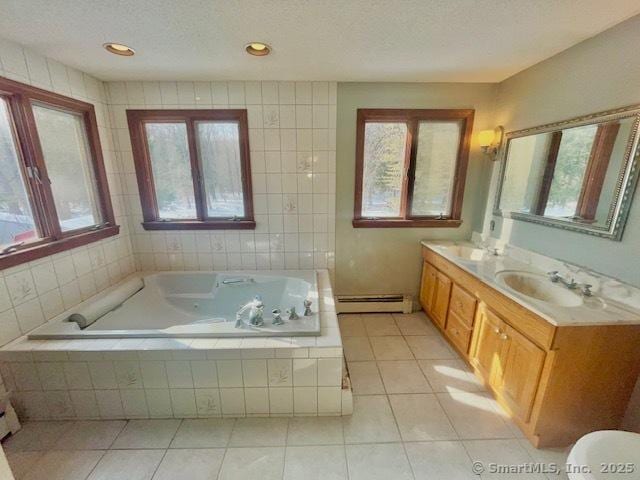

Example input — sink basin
[495,270,584,307]
[441,245,489,262]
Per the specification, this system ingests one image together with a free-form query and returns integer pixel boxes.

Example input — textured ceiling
[0,0,638,82]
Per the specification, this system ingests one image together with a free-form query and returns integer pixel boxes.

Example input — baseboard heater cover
[336,294,413,314]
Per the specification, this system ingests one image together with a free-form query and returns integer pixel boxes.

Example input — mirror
[494,106,640,240]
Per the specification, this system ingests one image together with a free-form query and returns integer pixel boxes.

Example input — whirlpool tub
[28,271,321,339]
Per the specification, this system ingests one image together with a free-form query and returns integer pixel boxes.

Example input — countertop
[421,241,640,327]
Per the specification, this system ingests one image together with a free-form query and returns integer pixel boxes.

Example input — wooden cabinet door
[470,305,507,387]
[499,324,546,422]
[420,261,437,314]
[432,271,452,329]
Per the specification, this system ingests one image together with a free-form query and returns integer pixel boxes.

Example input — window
[354,109,474,227]
[127,110,254,230]
[0,76,117,269]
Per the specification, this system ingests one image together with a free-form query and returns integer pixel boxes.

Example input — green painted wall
[334,82,497,297]
[486,15,640,287]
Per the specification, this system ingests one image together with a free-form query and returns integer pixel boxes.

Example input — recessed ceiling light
[103,43,135,56]
[245,42,271,56]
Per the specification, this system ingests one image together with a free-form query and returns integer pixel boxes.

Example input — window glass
[0,97,39,246]
[361,122,407,217]
[545,124,598,217]
[196,122,245,218]
[411,121,462,216]
[145,122,197,219]
[33,104,102,231]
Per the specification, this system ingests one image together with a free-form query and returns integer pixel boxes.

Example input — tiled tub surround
[0,271,350,420]
[0,39,137,348]
[424,239,640,326]
[107,80,338,274]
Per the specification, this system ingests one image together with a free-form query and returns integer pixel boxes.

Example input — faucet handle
[547,271,560,282]
[581,284,593,297]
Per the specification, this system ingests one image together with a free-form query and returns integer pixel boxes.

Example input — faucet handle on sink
[581,284,593,297]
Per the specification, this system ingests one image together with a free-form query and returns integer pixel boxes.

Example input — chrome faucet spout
[548,271,578,289]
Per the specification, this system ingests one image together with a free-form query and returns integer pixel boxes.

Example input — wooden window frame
[534,121,620,221]
[127,109,255,230]
[0,76,118,270]
[353,108,474,228]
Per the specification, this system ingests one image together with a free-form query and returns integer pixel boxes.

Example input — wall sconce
[478,126,504,160]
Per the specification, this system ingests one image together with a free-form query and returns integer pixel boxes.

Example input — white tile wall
[0,38,136,347]
[105,80,337,274]
[0,349,344,420]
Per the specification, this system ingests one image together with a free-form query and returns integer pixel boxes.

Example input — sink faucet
[485,246,500,256]
[547,271,578,289]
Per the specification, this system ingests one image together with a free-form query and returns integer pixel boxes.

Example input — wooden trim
[0,75,117,270]
[127,109,255,230]
[353,108,474,228]
[534,131,563,216]
[576,122,620,220]
[142,220,256,230]
[0,225,119,269]
[353,218,462,228]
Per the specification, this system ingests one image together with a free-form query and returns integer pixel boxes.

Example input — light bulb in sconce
[479,126,504,160]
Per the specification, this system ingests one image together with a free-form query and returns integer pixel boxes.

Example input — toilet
[567,430,640,479]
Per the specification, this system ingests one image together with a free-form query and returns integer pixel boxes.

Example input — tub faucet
[286,307,299,320]
[303,299,313,316]
[235,295,264,328]
[272,309,284,325]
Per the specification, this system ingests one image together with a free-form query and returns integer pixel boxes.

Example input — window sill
[0,225,120,270]
[142,220,256,230]
[352,218,463,228]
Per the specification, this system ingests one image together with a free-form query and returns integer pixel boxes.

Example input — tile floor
[3,312,571,479]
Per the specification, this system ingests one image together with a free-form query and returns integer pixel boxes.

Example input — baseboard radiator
[336,294,413,314]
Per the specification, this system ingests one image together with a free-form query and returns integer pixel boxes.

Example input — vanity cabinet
[432,272,452,328]
[471,304,545,422]
[420,245,640,448]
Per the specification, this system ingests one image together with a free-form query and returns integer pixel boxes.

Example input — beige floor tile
[338,315,366,336]
[518,439,571,480]
[389,393,457,441]
[87,449,165,480]
[437,392,514,439]
[378,360,432,393]
[347,361,385,395]
[170,418,235,448]
[405,335,456,360]
[24,450,105,480]
[346,443,413,480]
[393,312,439,335]
[362,314,401,336]
[218,447,285,480]
[463,439,546,479]
[153,448,225,480]
[369,336,413,360]
[112,419,181,449]
[3,421,72,452]
[53,420,126,450]
[343,395,400,443]
[284,445,348,480]
[287,416,344,445]
[418,359,485,393]
[229,417,289,447]
[342,337,374,361]
[6,451,45,480]
[405,441,476,480]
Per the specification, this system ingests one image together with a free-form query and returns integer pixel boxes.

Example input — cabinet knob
[500,333,508,341]
[493,327,501,334]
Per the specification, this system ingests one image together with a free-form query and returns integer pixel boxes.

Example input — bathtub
[28,270,321,339]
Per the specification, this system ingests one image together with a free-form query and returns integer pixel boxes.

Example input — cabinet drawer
[446,311,472,354]
[449,284,477,327]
